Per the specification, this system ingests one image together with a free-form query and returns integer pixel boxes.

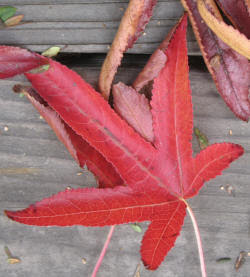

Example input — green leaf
[42,46,61,58]
[0,6,17,22]
[194,127,209,150]
[131,223,142,233]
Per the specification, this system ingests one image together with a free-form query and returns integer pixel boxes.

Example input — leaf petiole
[182,199,207,277]
[91,225,116,277]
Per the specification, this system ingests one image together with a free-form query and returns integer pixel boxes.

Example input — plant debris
[131,223,142,233]
[133,263,141,277]
[235,251,250,271]
[194,127,209,150]
[4,246,21,264]
[220,184,236,197]
[216,257,231,263]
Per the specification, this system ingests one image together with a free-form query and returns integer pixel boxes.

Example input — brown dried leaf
[99,0,157,100]
[181,0,250,121]
[4,14,24,27]
[215,0,250,38]
[197,0,250,59]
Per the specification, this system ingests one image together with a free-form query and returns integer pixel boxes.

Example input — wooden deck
[0,0,200,54]
[0,1,250,276]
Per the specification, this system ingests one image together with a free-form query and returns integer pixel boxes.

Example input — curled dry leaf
[214,0,250,39]
[181,0,250,121]
[99,0,157,99]
[133,14,185,92]
[197,0,250,59]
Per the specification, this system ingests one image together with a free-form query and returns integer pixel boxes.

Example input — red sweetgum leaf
[3,14,244,270]
[181,0,250,121]
[0,46,47,78]
[99,0,157,99]
[13,85,123,189]
[113,82,154,142]
[215,0,250,39]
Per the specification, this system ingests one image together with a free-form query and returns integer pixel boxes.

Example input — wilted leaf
[99,0,157,99]
[133,14,186,92]
[181,0,250,121]
[215,0,250,39]
[197,0,250,59]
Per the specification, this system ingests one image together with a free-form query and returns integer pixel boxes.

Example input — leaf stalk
[91,225,116,277]
[182,199,207,277]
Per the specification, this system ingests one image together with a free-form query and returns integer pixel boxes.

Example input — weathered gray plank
[0,1,201,54]
[0,59,249,277]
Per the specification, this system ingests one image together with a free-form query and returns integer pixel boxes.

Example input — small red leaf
[113,82,154,142]
[0,46,47,78]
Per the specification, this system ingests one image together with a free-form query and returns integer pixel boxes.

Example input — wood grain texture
[0,57,249,276]
[0,0,201,54]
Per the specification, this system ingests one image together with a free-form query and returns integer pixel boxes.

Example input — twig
[182,199,207,277]
[91,225,115,277]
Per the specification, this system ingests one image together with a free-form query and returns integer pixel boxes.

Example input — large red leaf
[3,14,244,270]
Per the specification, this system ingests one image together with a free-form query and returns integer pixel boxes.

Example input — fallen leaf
[194,127,209,150]
[131,223,142,233]
[113,82,153,142]
[235,251,248,270]
[99,0,157,99]
[197,0,250,59]
[2,14,244,271]
[181,0,250,121]
[0,6,16,22]
[4,246,21,264]
[42,46,61,58]
[4,15,24,27]
[214,0,250,39]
